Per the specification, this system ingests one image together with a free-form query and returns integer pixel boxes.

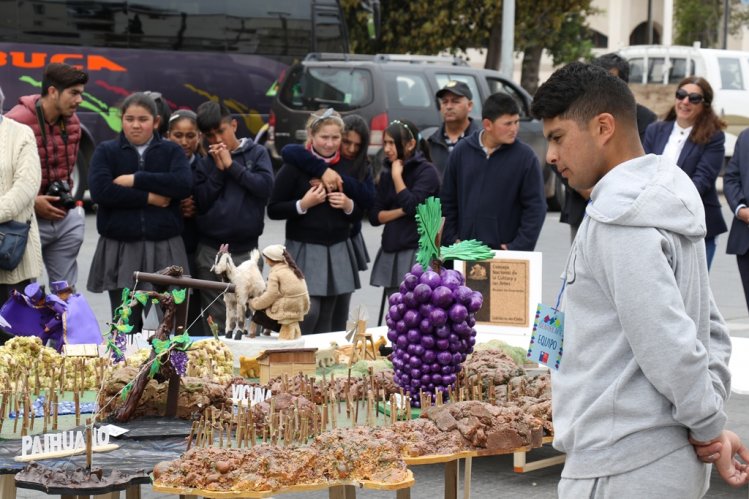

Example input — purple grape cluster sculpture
[386,263,483,407]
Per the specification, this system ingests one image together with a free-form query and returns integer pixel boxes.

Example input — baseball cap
[436,81,473,100]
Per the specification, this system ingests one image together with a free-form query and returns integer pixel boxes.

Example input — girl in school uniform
[370,120,440,297]
[87,92,192,326]
[269,108,365,334]
[166,108,206,333]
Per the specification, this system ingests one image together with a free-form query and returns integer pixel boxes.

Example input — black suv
[267,53,563,209]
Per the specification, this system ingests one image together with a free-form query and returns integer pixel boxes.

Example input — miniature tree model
[104,266,192,422]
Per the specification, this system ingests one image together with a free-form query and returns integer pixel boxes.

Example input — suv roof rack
[304,52,468,66]
[304,52,377,62]
[373,54,468,66]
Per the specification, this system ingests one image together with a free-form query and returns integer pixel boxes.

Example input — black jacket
[89,133,192,241]
[268,158,363,246]
[193,138,274,252]
[722,129,749,254]
[369,152,440,252]
[441,131,546,251]
[643,121,727,238]
[427,118,482,178]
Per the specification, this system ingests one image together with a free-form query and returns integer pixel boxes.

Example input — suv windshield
[279,66,374,110]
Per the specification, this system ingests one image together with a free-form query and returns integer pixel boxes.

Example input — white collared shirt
[662,123,692,165]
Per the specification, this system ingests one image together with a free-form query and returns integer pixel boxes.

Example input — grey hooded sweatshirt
[552,153,732,478]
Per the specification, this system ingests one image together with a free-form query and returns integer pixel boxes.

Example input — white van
[618,44,749,157]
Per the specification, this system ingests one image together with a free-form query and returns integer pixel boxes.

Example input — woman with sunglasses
[369,120,440,300]
[643,76,727,269]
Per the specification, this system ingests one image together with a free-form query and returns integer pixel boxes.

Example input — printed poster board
[454,251,542,336]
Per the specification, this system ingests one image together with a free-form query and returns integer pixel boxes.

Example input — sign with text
[455,251,542,336]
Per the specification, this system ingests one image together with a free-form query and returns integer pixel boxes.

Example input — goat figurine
[211,244,266,340]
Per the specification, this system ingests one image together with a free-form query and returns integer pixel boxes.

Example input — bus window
[313,9,347,53]
[15,0,130,47]
[629,58,645,83]
[0,0,19,41]
[718,57,744,90]
[668,58,691,84]
[647,57,665,84]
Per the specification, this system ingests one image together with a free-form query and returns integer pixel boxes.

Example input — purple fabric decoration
[0,286,102,350]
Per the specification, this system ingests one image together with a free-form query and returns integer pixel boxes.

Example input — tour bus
[619,44,749,159]
[0,0,349,200]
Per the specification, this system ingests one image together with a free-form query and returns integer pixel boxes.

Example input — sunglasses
[675,88,705,104]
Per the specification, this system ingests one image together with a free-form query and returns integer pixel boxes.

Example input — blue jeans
[705,236,716,270]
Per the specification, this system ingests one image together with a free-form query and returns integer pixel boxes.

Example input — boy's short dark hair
[531,62,636,127]
[41,63,88,96]
[196,101,233,133]
[482,93,520,122]
[592,53,630,83]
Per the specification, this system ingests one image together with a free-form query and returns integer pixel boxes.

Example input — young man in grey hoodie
[531,62,748,496]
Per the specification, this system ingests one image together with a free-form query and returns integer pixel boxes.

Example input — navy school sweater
[88,133,192,241]
[369,151,440,252]
[193,138,274,252]
[440,131,546,251]
[267,159,364,246]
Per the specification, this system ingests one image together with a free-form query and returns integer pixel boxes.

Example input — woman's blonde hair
[305,108,344,137]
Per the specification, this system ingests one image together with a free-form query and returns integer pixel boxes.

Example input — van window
[435,73,482,118]
[385,73,431,108]
[647,57,665,83]
[668,58,694,84]
[629,58,645,83]
[718,57,744,90]
[279,66,373,111]
[487,78,529,118]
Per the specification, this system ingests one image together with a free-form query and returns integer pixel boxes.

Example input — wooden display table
[152,469,415,498]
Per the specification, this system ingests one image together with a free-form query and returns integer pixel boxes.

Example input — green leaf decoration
[120,306,132,321]
[414,196,443,270]
[152,338,171,355]
[121,381,133,401]
[440,239,494,262]
[151,298,159,304]
[149,357,162,378]
[171,288,186,305]
[134,292,148,306]
[120,288,130,304]
[172,332,193,350]
[115,323,134,333]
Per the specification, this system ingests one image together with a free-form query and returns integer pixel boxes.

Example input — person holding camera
[6,63,88,288]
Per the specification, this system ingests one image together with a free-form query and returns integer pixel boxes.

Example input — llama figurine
[210,244,266,340]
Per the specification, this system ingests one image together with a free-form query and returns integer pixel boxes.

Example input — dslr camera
[46,180,76,210]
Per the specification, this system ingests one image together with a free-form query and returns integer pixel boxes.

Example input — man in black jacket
[441,93,546,251]
[427,81,481,178]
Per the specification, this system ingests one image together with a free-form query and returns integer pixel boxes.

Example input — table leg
[396,487,412,499]
[125,485,141,499]
[463,456,472,499]
[329,484,357,498]
[444,460,458,499]
[1,474,16,499]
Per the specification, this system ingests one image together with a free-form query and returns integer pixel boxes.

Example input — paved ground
[13,196,749,498]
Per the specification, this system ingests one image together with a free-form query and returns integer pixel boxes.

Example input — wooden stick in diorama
[0,389,7,434]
